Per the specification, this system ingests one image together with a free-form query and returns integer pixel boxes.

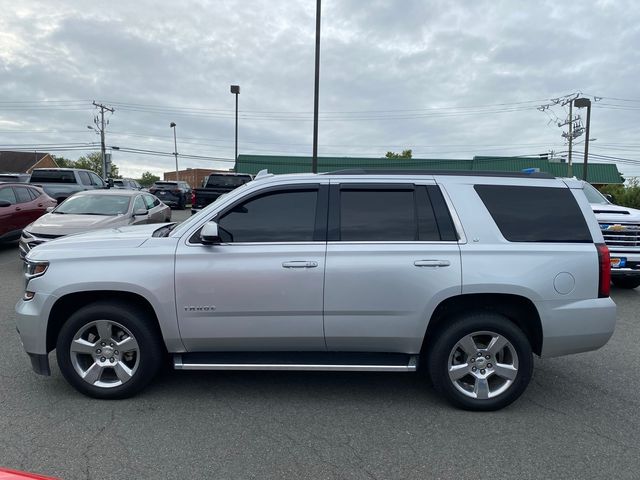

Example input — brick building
[0,151,59,173]
[164,168,232,188]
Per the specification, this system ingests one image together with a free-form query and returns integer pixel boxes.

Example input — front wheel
[612,277,640,289]
[428,313,533,411]
[56,301,164,399]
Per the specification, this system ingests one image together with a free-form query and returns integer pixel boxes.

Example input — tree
[52,153,120,178]
[385,149,412,159]
[138,171,160,188]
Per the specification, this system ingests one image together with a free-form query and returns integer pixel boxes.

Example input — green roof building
[235,154,623,185]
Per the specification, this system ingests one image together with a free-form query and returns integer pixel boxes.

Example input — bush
[600,179,640,209]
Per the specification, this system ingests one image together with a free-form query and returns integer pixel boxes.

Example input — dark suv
[149,181,191,209]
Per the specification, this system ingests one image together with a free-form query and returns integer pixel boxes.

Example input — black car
[148,181,191,209]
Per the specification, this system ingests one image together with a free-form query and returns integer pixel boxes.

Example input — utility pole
[92,101,114,179]
[567,100,573,177]
[574,98,592,182]
[312,0,321,174]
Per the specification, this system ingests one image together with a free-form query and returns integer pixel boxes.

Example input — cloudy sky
[1,0,639,179]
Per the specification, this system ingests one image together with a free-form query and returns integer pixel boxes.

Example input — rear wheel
[612,277,640,289]
[56,301,164,399]
[428,313,533,411]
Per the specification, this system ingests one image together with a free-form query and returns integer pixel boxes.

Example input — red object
[191,191,196,204]
[0,468,59,480]
[596,243,611,298]
[0,184,57,242]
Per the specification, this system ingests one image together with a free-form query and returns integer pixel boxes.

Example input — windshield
[55,194,131,215]
[582,182,610,205]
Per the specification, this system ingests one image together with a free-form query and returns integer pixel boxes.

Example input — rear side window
[340,189,418,241]
[30,171,76,183]
[475,185,592,243]
[13,187,32,204]
[78,171,92,185]
[0,186,16,204]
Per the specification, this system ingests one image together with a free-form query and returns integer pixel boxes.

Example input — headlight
[24,260,49,285]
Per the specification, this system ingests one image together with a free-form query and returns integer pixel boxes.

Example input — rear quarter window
[475,185,592,243]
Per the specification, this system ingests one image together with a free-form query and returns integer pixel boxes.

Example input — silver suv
[15,170,616,410]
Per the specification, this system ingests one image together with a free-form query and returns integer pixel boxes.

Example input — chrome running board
[173,352,418,372]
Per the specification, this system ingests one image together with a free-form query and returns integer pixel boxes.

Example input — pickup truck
[191,172,252,214]
[29,168,111,203]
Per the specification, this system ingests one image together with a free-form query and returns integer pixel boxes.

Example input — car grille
[600,223,640,247]
[20,231,64,258]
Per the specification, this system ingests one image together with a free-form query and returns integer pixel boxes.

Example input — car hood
[26,223,172,261]
[590,203,640,223]
[27,213,130,236]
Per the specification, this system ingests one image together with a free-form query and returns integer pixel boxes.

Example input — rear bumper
[539,297,616,357]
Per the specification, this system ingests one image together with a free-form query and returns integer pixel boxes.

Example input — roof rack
[321,169,555,179]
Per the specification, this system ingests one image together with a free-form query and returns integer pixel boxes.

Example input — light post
[170,122,179,181]
[574,98,592,182]
[312,0,321,173]
[230,85,240,162]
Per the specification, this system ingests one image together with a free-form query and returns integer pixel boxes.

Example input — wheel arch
[47,290,166,353]
[423,293,543,356]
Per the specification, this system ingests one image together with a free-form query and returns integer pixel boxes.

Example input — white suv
[15,170,616,410]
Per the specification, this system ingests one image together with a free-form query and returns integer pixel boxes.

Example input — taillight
[596,243,611,298]
[172,189,181,194]
[191,191,196,204]
[149,189,156,194]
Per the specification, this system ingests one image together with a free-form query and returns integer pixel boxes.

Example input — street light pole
[231,85,240,162]
[312,0,321,173]
[170,122,179,181]
[574,98,592,182]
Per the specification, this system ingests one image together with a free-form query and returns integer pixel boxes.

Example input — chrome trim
[173,356,419,372]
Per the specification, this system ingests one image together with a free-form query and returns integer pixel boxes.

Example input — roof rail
[321,169,555,179]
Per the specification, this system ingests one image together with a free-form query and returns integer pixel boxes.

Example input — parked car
[112,178,142,190]
[582,182,640,289]
[0,183,56,242]
[29,168,110,204]
[15,170,615,411]
[148,181,191,209]
[0,173,30,183]
[191,172,253,214]
[19,190,171,258]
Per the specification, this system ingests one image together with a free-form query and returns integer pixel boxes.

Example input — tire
[56,301,164,399]
[612,277,640,289]
[178,195,186,210]
[427,313,533,411]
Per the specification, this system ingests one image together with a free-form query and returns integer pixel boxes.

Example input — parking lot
[1,210,639,479]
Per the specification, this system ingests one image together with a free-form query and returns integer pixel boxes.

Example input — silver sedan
[19,189,171,258]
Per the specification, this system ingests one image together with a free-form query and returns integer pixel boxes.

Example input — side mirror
[46,206,55,213]
[107,178,114,188]
[133,208,147,216]
[604,193,614,203]
[0,200,11,208]
[200,221,221,244]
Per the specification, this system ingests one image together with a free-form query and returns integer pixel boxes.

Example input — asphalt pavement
[1,213,639,479]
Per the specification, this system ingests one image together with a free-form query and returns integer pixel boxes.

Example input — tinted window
[475,185,592,243]
[218,189,318,242]
[14,187,32,204]
[30,171,76,183]
[78,171,92,185]
[143,195,155,209]
[205,174,252,188]
[340,189,417,241]
[27,188,40,200]
[133,196,147,212]
[0,186,16,204]
[89,172,104,187]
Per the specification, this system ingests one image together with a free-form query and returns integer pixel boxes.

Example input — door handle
[414,260,450,267]
[282,261,318,269]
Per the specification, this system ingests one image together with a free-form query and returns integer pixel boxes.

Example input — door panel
[175,243,327,350]
[323,243,461,352]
